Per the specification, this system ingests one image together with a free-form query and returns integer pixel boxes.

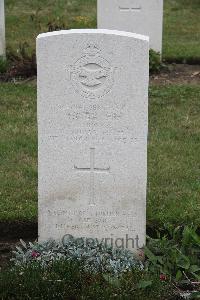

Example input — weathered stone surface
[37,29,149,251]
[0,0,5,57]
[98,0,163,53]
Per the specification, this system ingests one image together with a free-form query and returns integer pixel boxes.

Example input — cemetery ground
[1,83,200,299]
[0,84,200,226]
[0,0,200,299]
[4,0,200,64]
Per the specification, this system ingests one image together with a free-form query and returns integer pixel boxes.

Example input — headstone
[0,0,5,57]
[37,29,149,252]
[98,0,163,53]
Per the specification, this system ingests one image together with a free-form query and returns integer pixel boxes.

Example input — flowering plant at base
[12,238,144,275]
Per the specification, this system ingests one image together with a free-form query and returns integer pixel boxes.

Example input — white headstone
[37,29,149,252]
[0,0,5,57]
[98,0,163,53]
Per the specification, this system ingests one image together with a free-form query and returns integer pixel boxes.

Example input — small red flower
[160,274,167,281]
[138,250,145,259]
[31,251,40,258]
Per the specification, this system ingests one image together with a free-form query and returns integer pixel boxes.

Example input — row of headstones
[0,0,163,57]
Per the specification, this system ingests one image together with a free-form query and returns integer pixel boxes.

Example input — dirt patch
[0,221,37,269]
[0,241,19,269]
[0,221,37,242]
[150,64,200,85]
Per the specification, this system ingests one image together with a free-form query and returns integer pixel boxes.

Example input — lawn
[163,0,200,62]
[0,83,200,227]
[5,0,200,63]
[0,84,37,221]
[0,259,172,300]
[148,85,200,227]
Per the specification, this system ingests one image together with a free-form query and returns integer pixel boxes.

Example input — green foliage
[190,292,200,299]
[149,49,164,74]
[137,279,153,289]
[47,18,69,32]
[0,57,8,74]
[145,226,200,283]
[7,42,36,78]
[0,259,173,300]
[12,238,143,274]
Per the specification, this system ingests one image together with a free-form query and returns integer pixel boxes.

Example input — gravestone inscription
[37,29,149,251]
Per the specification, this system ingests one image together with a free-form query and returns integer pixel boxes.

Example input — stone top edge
[37,29,149,42]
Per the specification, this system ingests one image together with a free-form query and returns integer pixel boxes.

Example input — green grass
[5,0,200,62]
[0,83,200,226]
[6,0,96,56]
[0,84,37,220]
[0,260,173,300]
[148,85,200,227]
[163,0,200,62]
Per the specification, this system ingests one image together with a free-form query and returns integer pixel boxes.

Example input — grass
[0,260,173,300]
[0,83,200,227]
[0,84,37,220]
[148,85,200,227]
[5,0,200,62]
[163,0,200,63]
[6,0,96,56]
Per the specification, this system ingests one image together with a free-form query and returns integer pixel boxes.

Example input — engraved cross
[74,148,110,206]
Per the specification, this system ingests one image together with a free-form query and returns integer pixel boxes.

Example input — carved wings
[79,68,107,87]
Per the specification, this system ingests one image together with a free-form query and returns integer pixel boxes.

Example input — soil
[1,63,200,269]
[0,221,37,269]
[150,64,200,85]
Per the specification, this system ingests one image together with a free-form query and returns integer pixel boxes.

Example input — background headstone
[98,0,163,53]
[0,0,5,57]
[37,29,149,251]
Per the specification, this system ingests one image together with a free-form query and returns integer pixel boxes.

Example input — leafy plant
[0,56,8,74]
[8,238,175,298]
[145,226,200,283]
[149,49,165,74]
[7,42,36,78]
[12,238,143,275]
[47,16,69,32]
